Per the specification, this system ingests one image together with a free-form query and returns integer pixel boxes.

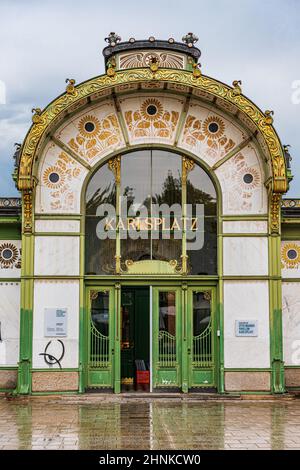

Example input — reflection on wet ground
[0,397,300,449]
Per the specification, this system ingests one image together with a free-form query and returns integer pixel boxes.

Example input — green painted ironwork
[158,330,176,367]
[187,287,217,389]
[89,322,110,368]
[192,319,212,367]
[85,286,115,389]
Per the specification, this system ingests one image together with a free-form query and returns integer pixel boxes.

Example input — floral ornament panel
[119,51,185,70]
[281,242,300,270]
[215,144,267,215]
[179,101,247,166]
[56,101,125,165]
[0,242,21,270]
[120,95,183,144]
[38,143,87,213]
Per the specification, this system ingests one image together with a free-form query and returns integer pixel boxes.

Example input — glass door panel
[87,286,115,389]
[188,287,216,389]
[152,287,181,389]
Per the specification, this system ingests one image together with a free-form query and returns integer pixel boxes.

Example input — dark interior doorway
[121,287,150,392]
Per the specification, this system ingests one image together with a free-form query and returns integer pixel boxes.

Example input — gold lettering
[191,217,198,231]
[171,218,181,231]
[145,218,153,230]
[116,218,125,230]
[127,217,136,230]
[153,217,163,230]
[161,217,168,231]
[105,218,115,231]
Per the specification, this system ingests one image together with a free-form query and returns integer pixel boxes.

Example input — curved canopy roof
[16,34,288,194]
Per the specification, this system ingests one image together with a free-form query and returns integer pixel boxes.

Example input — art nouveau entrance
[85,284,217,393]
[83,145,219,392]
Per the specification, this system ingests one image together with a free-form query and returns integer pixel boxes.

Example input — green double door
[152,286,217,391]
[86,285,217,392]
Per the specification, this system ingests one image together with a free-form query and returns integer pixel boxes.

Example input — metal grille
[192,320,212,367]
[90,321,109,368]
[158,330,176,367]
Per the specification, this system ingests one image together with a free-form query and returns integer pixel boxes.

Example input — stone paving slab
[0,395,300,449]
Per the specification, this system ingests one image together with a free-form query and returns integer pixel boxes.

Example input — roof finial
[182,32,199,47]
[105,32,121,47]
[283,145,292,170]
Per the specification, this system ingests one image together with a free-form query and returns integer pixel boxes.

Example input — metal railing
[158,330,176,367]
[89,321,109,368]
[192,320,212,367]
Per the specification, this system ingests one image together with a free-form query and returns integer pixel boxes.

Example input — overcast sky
[0,0,299,197]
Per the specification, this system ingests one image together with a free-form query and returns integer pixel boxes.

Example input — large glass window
[85,149,217,275]
[85,163,116,274]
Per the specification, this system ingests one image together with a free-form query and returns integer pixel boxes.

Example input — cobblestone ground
[0,397,300,450]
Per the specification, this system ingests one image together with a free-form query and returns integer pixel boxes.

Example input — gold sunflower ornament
[78,115,101,139]
[281,243,300,269]
[0,243,19,268]
[202,116,225,140]
[140,99,163,121]
[43,166,65,189]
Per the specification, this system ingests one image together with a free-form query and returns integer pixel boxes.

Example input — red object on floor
[136,370,150,384]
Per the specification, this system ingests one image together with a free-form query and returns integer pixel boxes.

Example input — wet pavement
[0,396,300,450]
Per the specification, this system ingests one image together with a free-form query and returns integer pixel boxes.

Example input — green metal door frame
[83,280,219,393]
[187,286,217,390]
[152,286,182,390]
[85,285,116,391]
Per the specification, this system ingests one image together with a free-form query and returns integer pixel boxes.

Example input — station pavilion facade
[0,33,300,395]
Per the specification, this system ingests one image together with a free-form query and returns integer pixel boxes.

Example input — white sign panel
[44,308,68,337]
[235,320,258,337]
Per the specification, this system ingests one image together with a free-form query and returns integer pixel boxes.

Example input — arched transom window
[85,150,217,275]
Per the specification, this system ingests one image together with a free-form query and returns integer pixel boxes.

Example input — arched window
[85,150,217,275]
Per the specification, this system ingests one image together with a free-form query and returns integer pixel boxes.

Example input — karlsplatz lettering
[95,197,205,250]
[103,216,198,231]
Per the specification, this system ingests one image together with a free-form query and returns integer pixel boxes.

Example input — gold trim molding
[17,68,287,193]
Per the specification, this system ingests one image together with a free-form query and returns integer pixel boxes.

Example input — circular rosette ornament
[0,243,19,268]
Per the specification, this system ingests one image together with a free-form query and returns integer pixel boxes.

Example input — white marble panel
[282,282,300,366]
[0,283,20,366]
[223,220,268,234]
[35,141,88,214]
[34,236,79,276]
[35,219,80,233]
[281,241,300,279]
[178,100,247,167]
[32,280,79,368]
[0,240,21,278]
[215,143,267,215]
[119,93,184,146]
[224,281,270,368]
[223,237,268,276]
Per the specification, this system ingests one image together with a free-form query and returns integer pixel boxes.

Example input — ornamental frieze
[17,68,287,193]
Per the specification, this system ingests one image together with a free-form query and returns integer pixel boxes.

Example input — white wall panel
[224,281,270,368]
[34,236,80,276]
[35,219,80,233]
[223,220,268,234]
[0,283,20,366]
[282,282,300,366]
[32,280,79,369]
[223,237,268,276]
